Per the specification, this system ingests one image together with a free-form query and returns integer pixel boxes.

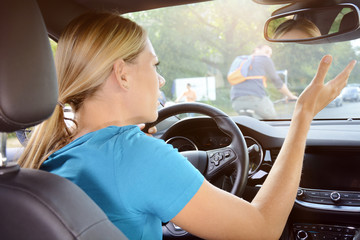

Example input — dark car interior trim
[37,0,209,40]
[0,1,128,239]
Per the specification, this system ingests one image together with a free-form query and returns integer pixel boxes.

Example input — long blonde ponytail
[18,12,147,169]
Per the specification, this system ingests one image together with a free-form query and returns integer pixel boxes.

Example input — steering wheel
[145,102,249,197]
[146,103,249,237]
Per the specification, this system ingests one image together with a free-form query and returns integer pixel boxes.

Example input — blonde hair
[18,12,147,169]
[273,18,321,39]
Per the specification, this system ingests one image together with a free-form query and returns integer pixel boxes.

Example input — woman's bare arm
[171,55,356,240]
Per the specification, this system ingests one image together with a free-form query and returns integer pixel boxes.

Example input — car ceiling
[37,0,208,39]
[37,0,360,43]
[75,0,208,12]
[253,0,336,5]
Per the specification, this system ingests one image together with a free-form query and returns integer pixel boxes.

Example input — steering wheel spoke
[206,147,236,180]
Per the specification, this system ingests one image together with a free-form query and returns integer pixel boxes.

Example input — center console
[292,223,357,240]
[290,149,360,239]
[296,188,360,209]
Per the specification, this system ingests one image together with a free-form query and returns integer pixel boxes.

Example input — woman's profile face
[126,39,165,124]
[278,28,315,39]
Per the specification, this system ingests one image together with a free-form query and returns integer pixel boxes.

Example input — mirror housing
[264,3,360,42]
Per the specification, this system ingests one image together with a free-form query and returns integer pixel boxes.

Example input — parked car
[348,83,360,88]
[342,86,360,102]
[327,93,343,107]
[1,0,360,239]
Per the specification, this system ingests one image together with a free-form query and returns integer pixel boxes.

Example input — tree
[126,0,360,109]
[127,0,274,100]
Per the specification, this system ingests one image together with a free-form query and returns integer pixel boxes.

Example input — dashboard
[158,115,360,240]
[165,120,265,177]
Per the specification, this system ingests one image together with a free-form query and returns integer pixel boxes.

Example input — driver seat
[0,1,127,239]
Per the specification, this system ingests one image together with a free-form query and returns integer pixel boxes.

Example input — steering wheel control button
[319,192,331,198]
[209,149,235,167]
[210,152,224,166]
[308,191,319,197]
[207,148,237,179]
[330,191,341,203]
[208,163,215,171]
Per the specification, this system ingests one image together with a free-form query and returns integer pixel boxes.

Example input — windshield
[125,0,360,120]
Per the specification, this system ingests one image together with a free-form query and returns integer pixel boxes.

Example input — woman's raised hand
[295,55,356,119]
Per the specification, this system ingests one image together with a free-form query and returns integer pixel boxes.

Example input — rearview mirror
[265,3,360,42]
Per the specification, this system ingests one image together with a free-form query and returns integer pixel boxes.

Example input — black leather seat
[0,1,127,239]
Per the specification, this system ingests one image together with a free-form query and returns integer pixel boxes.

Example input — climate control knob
[297,189,305,198]
[296,230,308,240]
[330,191,341,203]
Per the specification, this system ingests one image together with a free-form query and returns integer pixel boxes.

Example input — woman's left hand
[138,123,157,137]
[295,55,356,119]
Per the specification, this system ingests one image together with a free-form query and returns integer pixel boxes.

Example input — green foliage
[126,0,274,101]
[126,0,360,113]
[272,41,360,94]
[50,39,57,57]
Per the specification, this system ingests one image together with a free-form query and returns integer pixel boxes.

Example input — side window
[329,7,354,34]
[50,38,57,56]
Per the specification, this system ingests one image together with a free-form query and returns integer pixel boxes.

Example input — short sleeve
[115,129,205,223]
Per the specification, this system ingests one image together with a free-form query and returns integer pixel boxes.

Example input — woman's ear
[113,59,129,90]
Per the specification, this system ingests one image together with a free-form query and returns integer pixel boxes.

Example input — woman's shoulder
[96,125,169,152]
[48,125,172,164]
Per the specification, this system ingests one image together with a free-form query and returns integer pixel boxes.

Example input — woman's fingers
[296,56,356,118]
[147,126,157,134]
[330,59,357,89]
[137,123,157,136]
[138,123,146,131]
[319,59,356,110]
[324,59,356,103]
[312,55,333,85]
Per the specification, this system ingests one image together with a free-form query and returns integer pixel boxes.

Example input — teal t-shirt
[41,125,204,239]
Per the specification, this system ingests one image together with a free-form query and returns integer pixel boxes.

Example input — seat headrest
[0,0,58,132]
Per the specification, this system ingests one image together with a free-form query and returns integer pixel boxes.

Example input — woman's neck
[73,97,127,139]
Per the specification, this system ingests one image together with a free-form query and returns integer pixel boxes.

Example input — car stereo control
[296,188,360,206]
[330,191,341,203]
[293,223,357,240]
[296,230,308,240]
[297,189,305,198]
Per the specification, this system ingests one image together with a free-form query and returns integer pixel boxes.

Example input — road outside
[275,101,360,119]
[316,101,360,119]
[7,137,22,148]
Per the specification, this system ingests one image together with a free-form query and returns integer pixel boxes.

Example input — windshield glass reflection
[125,0,360,120]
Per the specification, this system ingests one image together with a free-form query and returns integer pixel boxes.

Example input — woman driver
[18,12,356,239]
